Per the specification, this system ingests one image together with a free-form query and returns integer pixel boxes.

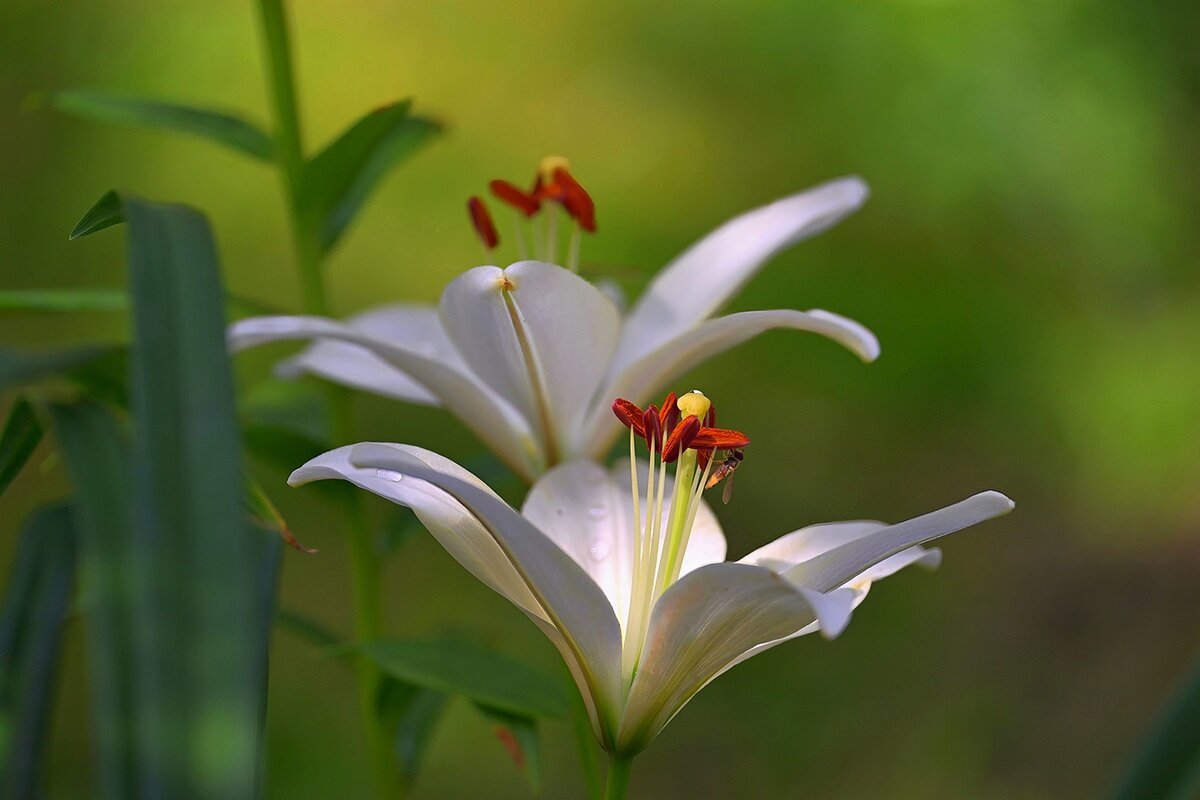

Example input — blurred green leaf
[476,704,542,794]
[69,190,124,240]
[375,508,422,556]
[0,346,115,391]
[50,89,275,161]
[363,638,568,720]
[117,192,263,796]
[0,289,127,312]
[0,504,76,800]
[0,397,43,499]
[376,679,450,787]
[64,349,130,409]
[49,401,136,800]
[297,100,440,253]
[1110,653,1200,800]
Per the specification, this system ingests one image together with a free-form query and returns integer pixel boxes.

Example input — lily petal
[228,315,542,479]
[740,520,888,572]
[289,444,542,618]
[785,491,1014,593]
[439,262,620,461]
[275,304,463,406]
[520,459,726,635]
[582,308,878,457]
[349,443,625,746]
[616,563,852,753]
[613,176,870,370]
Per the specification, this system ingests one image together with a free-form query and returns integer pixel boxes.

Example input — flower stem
[256,1,397,796]
[604,754,635,800]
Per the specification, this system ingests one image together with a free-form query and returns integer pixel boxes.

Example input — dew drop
[587,537,611,561]
[374,469,404,482]
[588,505,608,519]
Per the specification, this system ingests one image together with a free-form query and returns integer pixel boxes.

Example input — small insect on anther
[705,448,745,504]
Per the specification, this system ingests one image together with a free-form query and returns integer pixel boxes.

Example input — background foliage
[2,0,1199,797]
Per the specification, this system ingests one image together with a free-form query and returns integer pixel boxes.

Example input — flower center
[611,389,750,686]
[466,155,596,271]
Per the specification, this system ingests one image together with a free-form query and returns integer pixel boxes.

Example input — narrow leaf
[49,401,137,800]
[119,193,263,796]
[50,89,275,161]
[0,398,43,499]
[476,704,542,794]
[0,346,115,391]
[0,289,127,312]
[1110,653,1200,800]
[363,638,568,720]
[0,504,76,800]
[376,680,450,787]
[297,100,441,253]
[70,190,124,239]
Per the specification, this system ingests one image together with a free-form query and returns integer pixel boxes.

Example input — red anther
[643,406,662,451]
[612,398,645,434]
[697,450,711,471]
[691,427,750,450]
[704,403,716,429]
[552,168,596,232]
[489,179,541,217]
[662,415,701,463]
[467,196,499,250]
[658,392,679,433]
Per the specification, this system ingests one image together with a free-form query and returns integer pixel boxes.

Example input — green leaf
[50,89,275,161]
[1110,653,1200,800]
[476,704,542,794]
[49,401,137,800]
[0,504,76,800]
[0,345,115,391]
[297,101,441,253]
[376,680,450,787]
[118,193,263,796]
[363,638,568,720]
[0,288,127,312]
[56,191,268,797]
[69,190,125,239]
[0,397,44,499]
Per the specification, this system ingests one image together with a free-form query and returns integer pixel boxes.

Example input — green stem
[256,1,396,796]
[567,673,603,800]
[604,754,634,800]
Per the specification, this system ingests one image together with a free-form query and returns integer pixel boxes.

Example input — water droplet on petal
[588,505,608,519]
[588,536,611,561]
[374,469,404,482]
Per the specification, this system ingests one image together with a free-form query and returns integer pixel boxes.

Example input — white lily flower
[230,175,877,480]
[287,391,1013,757]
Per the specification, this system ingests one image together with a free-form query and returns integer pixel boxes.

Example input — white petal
[613,177,870,370]
[289,444,541,618]
[519,459,726,636]
[228,315,542,480]
[277,304,463,406]
[439,262,620,459]
[581,308,878,458]
[785,491,1014,593]
[616,563,851,753]
[349,442,625,747]
[740,520,888,572]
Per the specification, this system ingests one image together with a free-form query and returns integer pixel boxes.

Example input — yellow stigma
[538,155,572,181]
[677,389,711,420]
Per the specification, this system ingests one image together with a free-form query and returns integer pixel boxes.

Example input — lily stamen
[475,156,597,270]
[612,388,751,685]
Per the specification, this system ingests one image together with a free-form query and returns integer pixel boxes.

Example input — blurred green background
[3,0,1200,797]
